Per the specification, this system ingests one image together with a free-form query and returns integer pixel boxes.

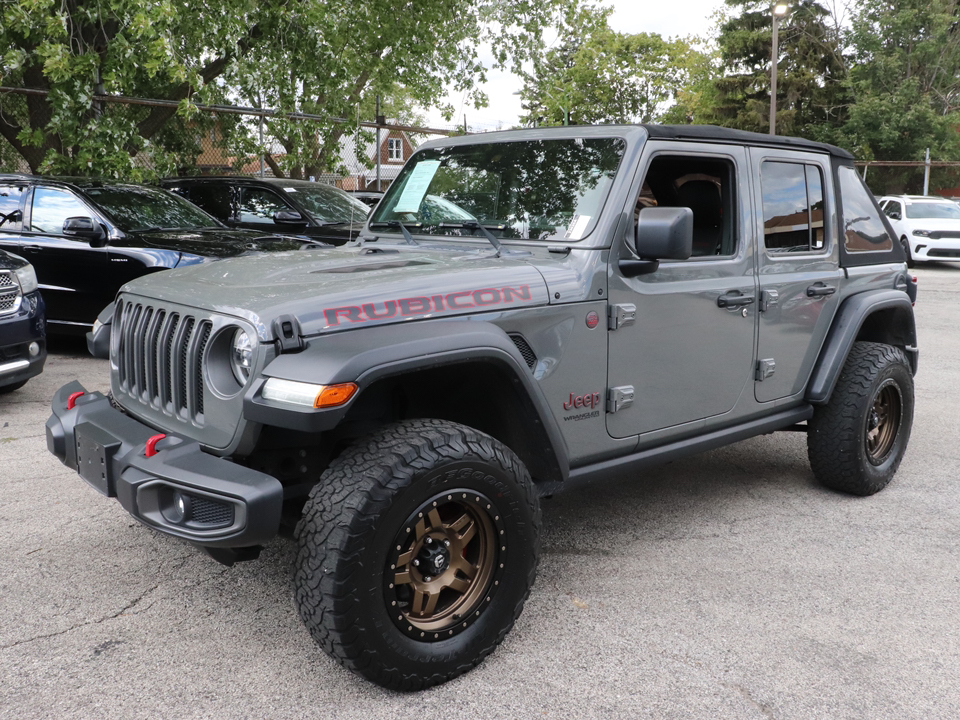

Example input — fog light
[170,490,190,524]
[28,342,39,357]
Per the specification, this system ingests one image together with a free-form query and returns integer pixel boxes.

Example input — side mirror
[64,216,107,247]
[620,207,693,278]
[274,210,307,225]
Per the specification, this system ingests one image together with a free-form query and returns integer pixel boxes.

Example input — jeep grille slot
[509,334,537,369]
[114,302,209,425]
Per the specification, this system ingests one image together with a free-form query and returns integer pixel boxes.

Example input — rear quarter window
[837,166,892,253]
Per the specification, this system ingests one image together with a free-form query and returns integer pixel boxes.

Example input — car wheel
[294,418,540,690]
[900,236,915,268]
[807,341,914,496]
[0,380,28,394]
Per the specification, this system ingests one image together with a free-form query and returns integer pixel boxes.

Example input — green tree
[704,0,848,137]
[0,0,587,178]
[517,4,713,126]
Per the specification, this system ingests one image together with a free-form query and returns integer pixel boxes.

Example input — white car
[879,195,960,266]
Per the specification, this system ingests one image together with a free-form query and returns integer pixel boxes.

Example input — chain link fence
[0,87,463,189]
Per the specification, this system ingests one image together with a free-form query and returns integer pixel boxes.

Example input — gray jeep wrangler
[47,125,918,690]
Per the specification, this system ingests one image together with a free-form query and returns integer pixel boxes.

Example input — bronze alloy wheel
[385,489,504,641]
[865,378,903,465]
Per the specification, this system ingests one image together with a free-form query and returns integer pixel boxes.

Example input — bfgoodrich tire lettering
[294,418,540,691]
[807,341,914,496]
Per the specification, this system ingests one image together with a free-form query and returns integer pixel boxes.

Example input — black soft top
[641,125,854,161]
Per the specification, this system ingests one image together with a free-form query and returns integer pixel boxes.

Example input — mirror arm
[619,258,660,278]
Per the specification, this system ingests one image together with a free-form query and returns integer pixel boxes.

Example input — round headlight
[230,329,257,384]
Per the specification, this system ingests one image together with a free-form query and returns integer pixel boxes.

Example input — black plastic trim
[806,289,918,404]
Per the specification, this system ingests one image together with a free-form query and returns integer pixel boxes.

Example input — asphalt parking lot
[2,265,959,719]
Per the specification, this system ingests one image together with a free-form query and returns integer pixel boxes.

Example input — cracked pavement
[2,265,960,719]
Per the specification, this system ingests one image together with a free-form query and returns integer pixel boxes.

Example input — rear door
[606,142,758,439]
[750,150,842,403]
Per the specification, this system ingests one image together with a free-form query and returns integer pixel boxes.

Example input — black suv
[161,177,370,245]
[0,175,318,335]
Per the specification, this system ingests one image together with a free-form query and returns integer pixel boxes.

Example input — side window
[760,161,825,253]
[185,184,234,222]
[883,201,902,220]
[238,187,290,224]
[0,185,24,231]
[837,165,893,253]
[635,155,736,257]
[28,187,93,235]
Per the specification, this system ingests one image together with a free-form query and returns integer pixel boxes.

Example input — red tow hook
[145,434,167,458]
[67,391,85,410]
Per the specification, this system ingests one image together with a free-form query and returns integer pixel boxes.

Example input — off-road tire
[900,236,915,268]
[808,341,914,496]
[294,418,540,691]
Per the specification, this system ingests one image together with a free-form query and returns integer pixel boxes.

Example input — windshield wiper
[438,221,508,257]
[367,221,420,246]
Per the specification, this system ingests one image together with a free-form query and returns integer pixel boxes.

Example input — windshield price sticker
[564,214,591,240]
[394,160,441,213]
[283,187,297,193]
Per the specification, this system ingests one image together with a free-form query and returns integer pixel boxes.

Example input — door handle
[806,283,837,298]
[21,245,42,253]
[717,291,756,308]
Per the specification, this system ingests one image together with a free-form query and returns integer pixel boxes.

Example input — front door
[750,150,842,403]
[607,143,758,439]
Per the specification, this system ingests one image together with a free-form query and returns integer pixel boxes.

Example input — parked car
[0,175,320,335]
[0,249,45,393]
[878,194,960,266]
[48,124,917,690]
[161,177,370,245]
[345,190,384,208]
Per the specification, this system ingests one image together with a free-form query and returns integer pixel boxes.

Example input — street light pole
[769,4,788,136]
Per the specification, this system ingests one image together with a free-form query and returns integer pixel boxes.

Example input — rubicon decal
[324,285,533,326]
[563,392,602,411]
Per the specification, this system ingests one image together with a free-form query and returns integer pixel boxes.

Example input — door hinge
[759,289,779,313]
[608,303,636,331]
[756,358,776,381]
[607,385,635,413]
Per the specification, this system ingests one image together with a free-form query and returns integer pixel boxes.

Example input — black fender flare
[805,289,917,405]
[244,320,570,481]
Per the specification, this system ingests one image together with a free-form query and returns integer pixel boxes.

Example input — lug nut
[426,537,433,544]
[413,559,420,566]
[424,576,432,582]
[443,539,451,547]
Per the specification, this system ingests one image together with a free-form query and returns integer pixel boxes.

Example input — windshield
[905,201,960,220]
[286,184,371,222]
[370,137,627,241]
[86,186,221,231]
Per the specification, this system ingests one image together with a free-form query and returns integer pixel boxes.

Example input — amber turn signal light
[315,383,358,408]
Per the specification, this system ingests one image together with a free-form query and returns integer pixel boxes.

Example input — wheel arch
[806,289,917,405]
[245,320,569,486]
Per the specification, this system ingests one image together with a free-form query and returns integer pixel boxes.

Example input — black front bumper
[46,381,283,549]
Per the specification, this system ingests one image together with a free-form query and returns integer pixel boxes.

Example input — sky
[427,0,727,132]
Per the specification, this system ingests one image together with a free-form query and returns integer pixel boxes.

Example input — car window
[883,200,902,218]
[904,202,960,219]
[760,161,826,253]
[238,187,290,224]
[180,184,234,222]
[0,185,24,231]
[289,184,371,222]
[84,185,220,231]
[837,166,893,253]
[28,187,92,235]
[634,154,737,257]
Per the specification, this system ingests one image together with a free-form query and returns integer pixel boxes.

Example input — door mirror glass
[274,210,306,225]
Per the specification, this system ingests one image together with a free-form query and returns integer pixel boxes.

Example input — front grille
[928,231,960,239]
[115,299,212,423]
[928,248,960,258]
[0,271,19,316]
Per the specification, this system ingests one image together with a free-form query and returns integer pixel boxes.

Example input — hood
[121,245,551,338]
[113,227,314,259]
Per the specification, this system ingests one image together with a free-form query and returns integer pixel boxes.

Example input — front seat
[676,180,723,256]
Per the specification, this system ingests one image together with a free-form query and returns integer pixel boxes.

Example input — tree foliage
[0,0,586,177]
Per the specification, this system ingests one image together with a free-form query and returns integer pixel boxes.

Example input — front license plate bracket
[75,422,122,497]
